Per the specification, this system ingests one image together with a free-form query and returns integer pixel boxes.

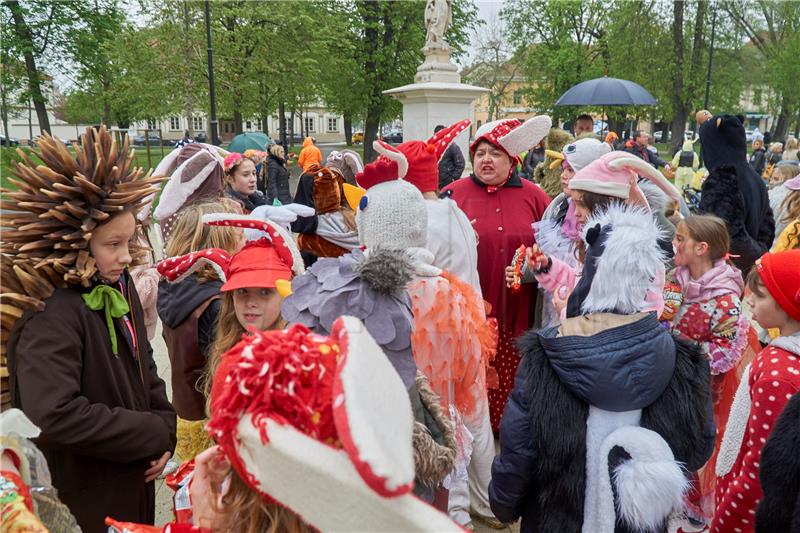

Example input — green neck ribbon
[82,285,130,356]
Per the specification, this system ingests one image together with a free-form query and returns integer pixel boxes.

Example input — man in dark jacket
[435,124,465,189]
[624,130,668,168]
[699,114,775,273]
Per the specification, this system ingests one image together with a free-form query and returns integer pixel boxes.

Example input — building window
[327,117,338,132]
[169,116,181,131]
[147,119,157,130]
[513,91,523,105]
[245,120,252,130]
[192,116,204,131]
[305,117,315,133]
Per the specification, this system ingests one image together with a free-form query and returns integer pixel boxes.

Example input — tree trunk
[364,111,380,163]
[1,77,9,147]
[772,102,791,142]
[278,101,286,149]
[669,0,686,154]
[299,108,304,139]
[233,109,243,135]
[344,114,352,146]
[182,0,193,137]
[7,0,50,134]
[289,110,295,146]
[261,114,269,136]
[102,80,111,127]
[794,108,800,139]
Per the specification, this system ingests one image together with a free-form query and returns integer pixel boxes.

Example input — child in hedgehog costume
[2,128,177,533]
[489,195,716,533]
[281,166,458,504]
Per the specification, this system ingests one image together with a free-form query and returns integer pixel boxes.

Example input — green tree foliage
[501,0,746,141]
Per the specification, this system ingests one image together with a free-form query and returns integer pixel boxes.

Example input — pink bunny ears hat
[568,150,682,211]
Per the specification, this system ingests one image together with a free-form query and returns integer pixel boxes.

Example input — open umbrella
[228,132,269,153]
[555,76,657,106]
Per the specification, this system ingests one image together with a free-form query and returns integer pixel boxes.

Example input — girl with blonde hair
[157,201,244,460]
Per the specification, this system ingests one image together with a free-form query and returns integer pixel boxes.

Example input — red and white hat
[206,316,463,531]
[470,115,552,161]
[756,250,800,321]
[569,151,682,211]
[156,214,304,291]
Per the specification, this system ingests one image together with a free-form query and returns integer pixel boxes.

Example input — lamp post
[204,0,219,145]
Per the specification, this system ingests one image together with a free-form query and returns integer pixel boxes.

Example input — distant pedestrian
[571,113,595,137]
[434,124,466,188]
[623,130,669,169]
[297,136,322,172]
[265,144,292,206]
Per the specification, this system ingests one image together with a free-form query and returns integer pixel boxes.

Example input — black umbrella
[555,76,657,106]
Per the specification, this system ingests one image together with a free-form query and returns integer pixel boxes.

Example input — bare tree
[463,14,521,122]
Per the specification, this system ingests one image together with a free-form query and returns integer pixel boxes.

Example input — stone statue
[424,0,452,48]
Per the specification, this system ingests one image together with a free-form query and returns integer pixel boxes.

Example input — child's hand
[144,451,171,483]
[191,446,232,529]
[553,285,570,315]
[526,245,549,272]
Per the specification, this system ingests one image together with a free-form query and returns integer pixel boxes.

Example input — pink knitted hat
[569,151,682,210]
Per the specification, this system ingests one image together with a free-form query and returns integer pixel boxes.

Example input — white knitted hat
[355,141,428,251]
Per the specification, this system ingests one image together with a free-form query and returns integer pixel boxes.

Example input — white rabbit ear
[331,316,415,497]
[498,115,552,157]
[607,155,682,206]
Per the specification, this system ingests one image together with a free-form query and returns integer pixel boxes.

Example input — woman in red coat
[442,116,552,430]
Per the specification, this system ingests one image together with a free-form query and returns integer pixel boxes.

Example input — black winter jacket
[489,314,715,533]
[756,391,800,533]
[699,115,775,273]
[437,143,465,189]
[157,275,221,358]
[750,147,767,176]
[266,153,292,205]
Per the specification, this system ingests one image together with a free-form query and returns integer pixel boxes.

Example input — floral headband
[223,152,245,173]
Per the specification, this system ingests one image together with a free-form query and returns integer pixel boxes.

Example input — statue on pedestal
[424,0,452,49]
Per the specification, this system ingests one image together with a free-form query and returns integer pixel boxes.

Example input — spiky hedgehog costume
[1,127,164,407]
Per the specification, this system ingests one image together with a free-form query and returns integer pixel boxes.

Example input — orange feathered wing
[408,271,497,417]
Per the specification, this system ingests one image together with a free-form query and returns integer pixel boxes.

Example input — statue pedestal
[383,46,488,169]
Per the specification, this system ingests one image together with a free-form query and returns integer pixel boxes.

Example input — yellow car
[351,131,364,144]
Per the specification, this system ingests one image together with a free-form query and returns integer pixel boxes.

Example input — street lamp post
[204,0,219,146]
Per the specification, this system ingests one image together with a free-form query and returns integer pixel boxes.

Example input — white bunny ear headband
[206,316,463,532]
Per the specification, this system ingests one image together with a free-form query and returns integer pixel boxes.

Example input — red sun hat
[756,250,800,321]
[221,240,293,291]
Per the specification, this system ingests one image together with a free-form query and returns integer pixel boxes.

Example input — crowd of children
[1,118,799,533]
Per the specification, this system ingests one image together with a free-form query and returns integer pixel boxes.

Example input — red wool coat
[441,174,551,336]
[712,341,800,533]
[442,173,551,428]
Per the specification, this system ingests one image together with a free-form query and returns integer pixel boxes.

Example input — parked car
[1,133,20,146]
[132,133,164,146]
[32,135,71,148]
[381,131,403,144]
[194,132,208,143]
[351,131,364,144]
[271,133,305,145]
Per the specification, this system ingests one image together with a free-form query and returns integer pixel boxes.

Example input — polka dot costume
[711,343,800,532]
